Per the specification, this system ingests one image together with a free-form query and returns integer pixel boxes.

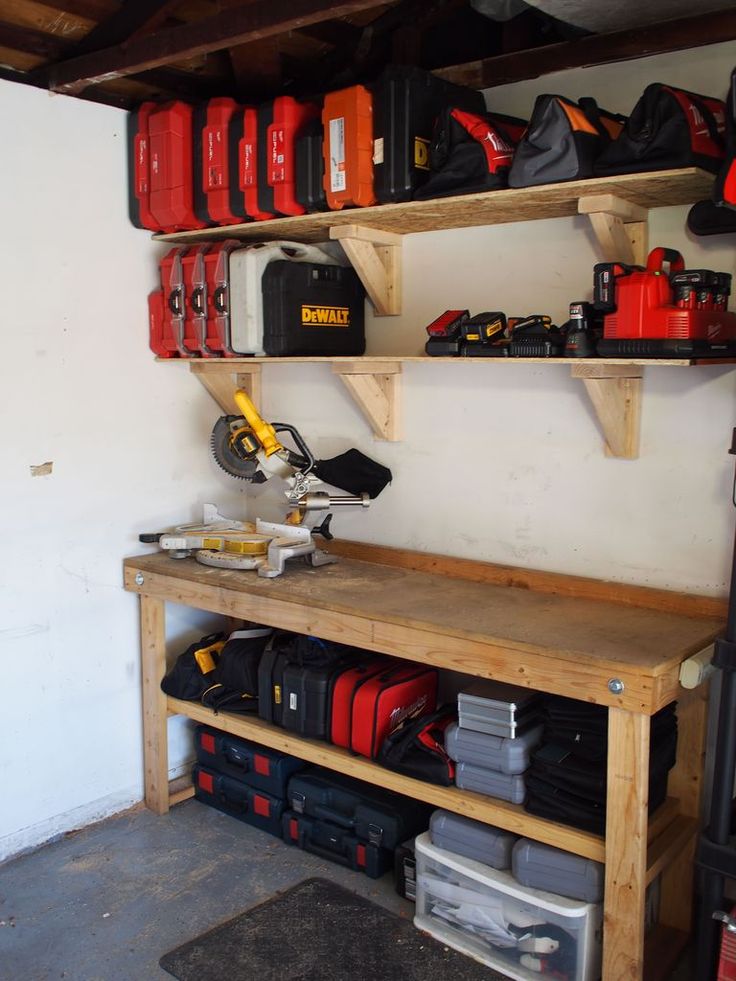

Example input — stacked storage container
[445,680,544,804]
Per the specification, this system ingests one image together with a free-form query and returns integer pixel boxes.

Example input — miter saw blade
[210,414,261,480]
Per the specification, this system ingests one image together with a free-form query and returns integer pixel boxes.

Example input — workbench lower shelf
[166,696,696,882]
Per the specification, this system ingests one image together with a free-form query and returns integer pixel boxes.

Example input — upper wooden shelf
[154,167,713,244]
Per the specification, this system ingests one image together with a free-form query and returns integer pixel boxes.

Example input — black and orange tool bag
[193,763,285,837]
[508,95,624,188]
[193,97,242,226]
[127,101,158,230]
[414,108,521,200]
[371,65,486,203]
[595,83,726,177]
[148,101,208,232]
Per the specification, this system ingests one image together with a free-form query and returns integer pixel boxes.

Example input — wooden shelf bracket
[571,363,643,459]
[330,224,402,316]
[332,361,402,441]
[578,193,649,266]
[190,361,262,413]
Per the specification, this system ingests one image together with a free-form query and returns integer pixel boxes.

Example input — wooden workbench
[124,541,726,981]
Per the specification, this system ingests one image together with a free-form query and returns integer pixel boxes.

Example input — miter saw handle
[272,423,315,476]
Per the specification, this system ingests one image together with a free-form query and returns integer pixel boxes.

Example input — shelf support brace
[330,224,402,316]
[190,362,262,413]
[578,194,649,266]
[571,363,643,459]
[332,361,402,441]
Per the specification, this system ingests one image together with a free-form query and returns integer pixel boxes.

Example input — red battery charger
[597,247,736,357]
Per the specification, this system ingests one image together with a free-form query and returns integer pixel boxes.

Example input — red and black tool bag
[595,83,726,177]
[714,67,736,208]
[509,95,625,188]
[350,663,438,759]
[376,705,457,786]
[413,107,522,200]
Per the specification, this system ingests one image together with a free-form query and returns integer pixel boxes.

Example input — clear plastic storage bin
[414,832,602,981]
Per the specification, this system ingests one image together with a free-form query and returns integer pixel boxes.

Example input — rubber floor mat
[159,876,506,980]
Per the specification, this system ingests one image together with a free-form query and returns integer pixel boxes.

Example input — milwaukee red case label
[204,125,226,188]
[271,128,286,184]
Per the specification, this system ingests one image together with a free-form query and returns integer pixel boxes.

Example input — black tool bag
[201,626,273,714]
[689,68,736,234]
[595,83,726,177]
[160,632,225,700]
[509,95,625,188]
[377,706,457,786]
[413,107,523,200]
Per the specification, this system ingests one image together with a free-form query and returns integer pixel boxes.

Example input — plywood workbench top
[124,542,725,714]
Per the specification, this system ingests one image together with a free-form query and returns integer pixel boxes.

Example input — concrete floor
[0,799,695,981]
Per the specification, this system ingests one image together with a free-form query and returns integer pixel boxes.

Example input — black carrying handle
[299,829,353,866]
[313,801,356,830]
[224,747,250,773]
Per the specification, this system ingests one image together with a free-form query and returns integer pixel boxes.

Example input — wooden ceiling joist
[46,0,400,96]
[437,7,736,89]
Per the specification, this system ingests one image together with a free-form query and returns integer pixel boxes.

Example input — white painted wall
[0,81,246,861]
[1,42,735,860]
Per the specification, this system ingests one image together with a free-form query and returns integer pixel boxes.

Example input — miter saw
[139,388,391,578]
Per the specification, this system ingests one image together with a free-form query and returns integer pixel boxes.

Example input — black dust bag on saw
[689,67,736,235]
[413,108,526,200]
[508,95,625,188]
[595,83,726,177]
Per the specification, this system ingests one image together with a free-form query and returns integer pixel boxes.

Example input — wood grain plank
[603,708,650,980]
[153,169,714,244]
[140,595,169,815]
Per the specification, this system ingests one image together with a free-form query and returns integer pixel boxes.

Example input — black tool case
[261,261,366,356]
[258,644,291,726]
[281,655,355,738]
[192,763,285,837]
[371,65,485,203]
[282,811,393,878]
[295,119,327,212]
[286,770,431,850]
[194,725,306,796]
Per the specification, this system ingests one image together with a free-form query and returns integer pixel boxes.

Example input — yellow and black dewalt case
[261,261,366,356]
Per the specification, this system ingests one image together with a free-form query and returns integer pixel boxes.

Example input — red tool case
[181,244,209,356]
[127,101,158,230]
[330,655,395,748]
[268,96,320,216]
[231,106,275,221]
[202,240,241,356]
[149,101,208,232]
[194,98,243,226]
[350,663,438,759]
[149,247,189,357]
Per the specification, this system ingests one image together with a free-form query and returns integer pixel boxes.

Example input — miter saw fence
[140,389,392,577]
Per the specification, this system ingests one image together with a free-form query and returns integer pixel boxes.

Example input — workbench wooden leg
[659,684,709,932]
[603,708,651,980]
[140,594,169,815]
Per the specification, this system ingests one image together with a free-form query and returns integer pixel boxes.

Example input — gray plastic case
[445,721,543,774]
[430,809,517,870]
[457,680,541,738]
[455,762,526,804]
[512,838,605,903]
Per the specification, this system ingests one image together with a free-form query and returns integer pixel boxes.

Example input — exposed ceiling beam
[295,20,362,47]
[435,7,736,89]
[46,0,399,96]
[0,64,132,109]
[68,0,184,56]
[0,20,71,61]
